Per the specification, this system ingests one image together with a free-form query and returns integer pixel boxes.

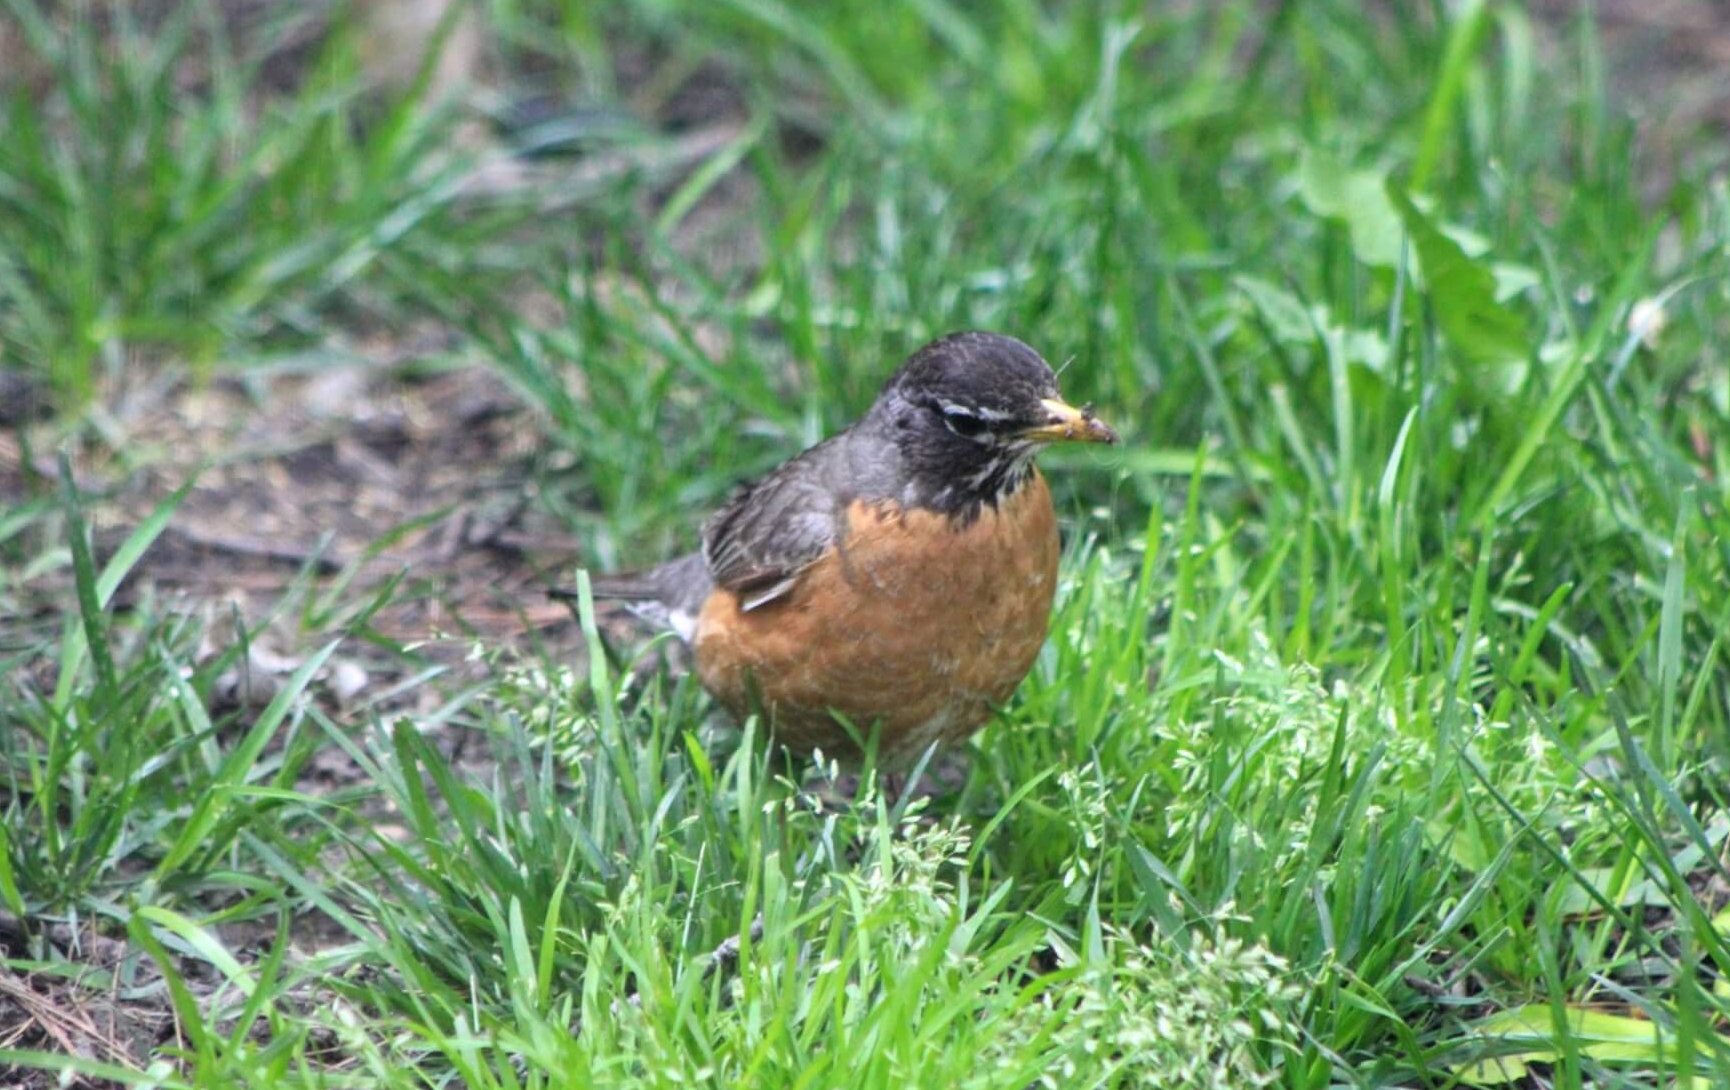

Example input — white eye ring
[936,399,1012,423]
[940,405,988,439]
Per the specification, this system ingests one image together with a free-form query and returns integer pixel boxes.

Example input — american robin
[557,331,1117,759]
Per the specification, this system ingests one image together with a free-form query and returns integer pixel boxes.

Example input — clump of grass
[0,0,482,411]
[0,475,331,922]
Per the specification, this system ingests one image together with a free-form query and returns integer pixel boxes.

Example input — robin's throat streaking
[911,439,1041,521]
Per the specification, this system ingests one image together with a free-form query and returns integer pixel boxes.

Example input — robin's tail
[550,572,662,603]
[549,553,713,614]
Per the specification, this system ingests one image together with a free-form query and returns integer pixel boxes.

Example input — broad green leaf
[1388,183,1529,369]
[1453,1054,1533,1085]
[1297,149,1403,268]
[1462,1006,1725,1079]
[1492,262,1541,302]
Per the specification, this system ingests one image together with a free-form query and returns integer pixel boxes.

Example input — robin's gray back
[701,422,907,612]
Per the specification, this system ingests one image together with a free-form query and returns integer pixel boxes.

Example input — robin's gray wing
[701,435,862,612]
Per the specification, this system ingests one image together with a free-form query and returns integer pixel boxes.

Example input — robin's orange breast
[692,471,1060,757]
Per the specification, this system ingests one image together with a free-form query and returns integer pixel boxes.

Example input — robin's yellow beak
[1019,398,1119,445]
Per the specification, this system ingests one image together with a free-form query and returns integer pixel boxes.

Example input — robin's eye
[941,407,987,439]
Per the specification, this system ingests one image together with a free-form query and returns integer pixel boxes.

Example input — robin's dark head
[869,331,1117,513]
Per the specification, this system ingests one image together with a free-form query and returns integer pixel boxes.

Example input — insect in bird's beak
[1019,398,1119,444]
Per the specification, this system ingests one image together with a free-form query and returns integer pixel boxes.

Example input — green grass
[5,0,1730,1086]
[0,0,522,412]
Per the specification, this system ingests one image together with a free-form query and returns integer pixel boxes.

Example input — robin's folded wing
[701,444,844,612]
